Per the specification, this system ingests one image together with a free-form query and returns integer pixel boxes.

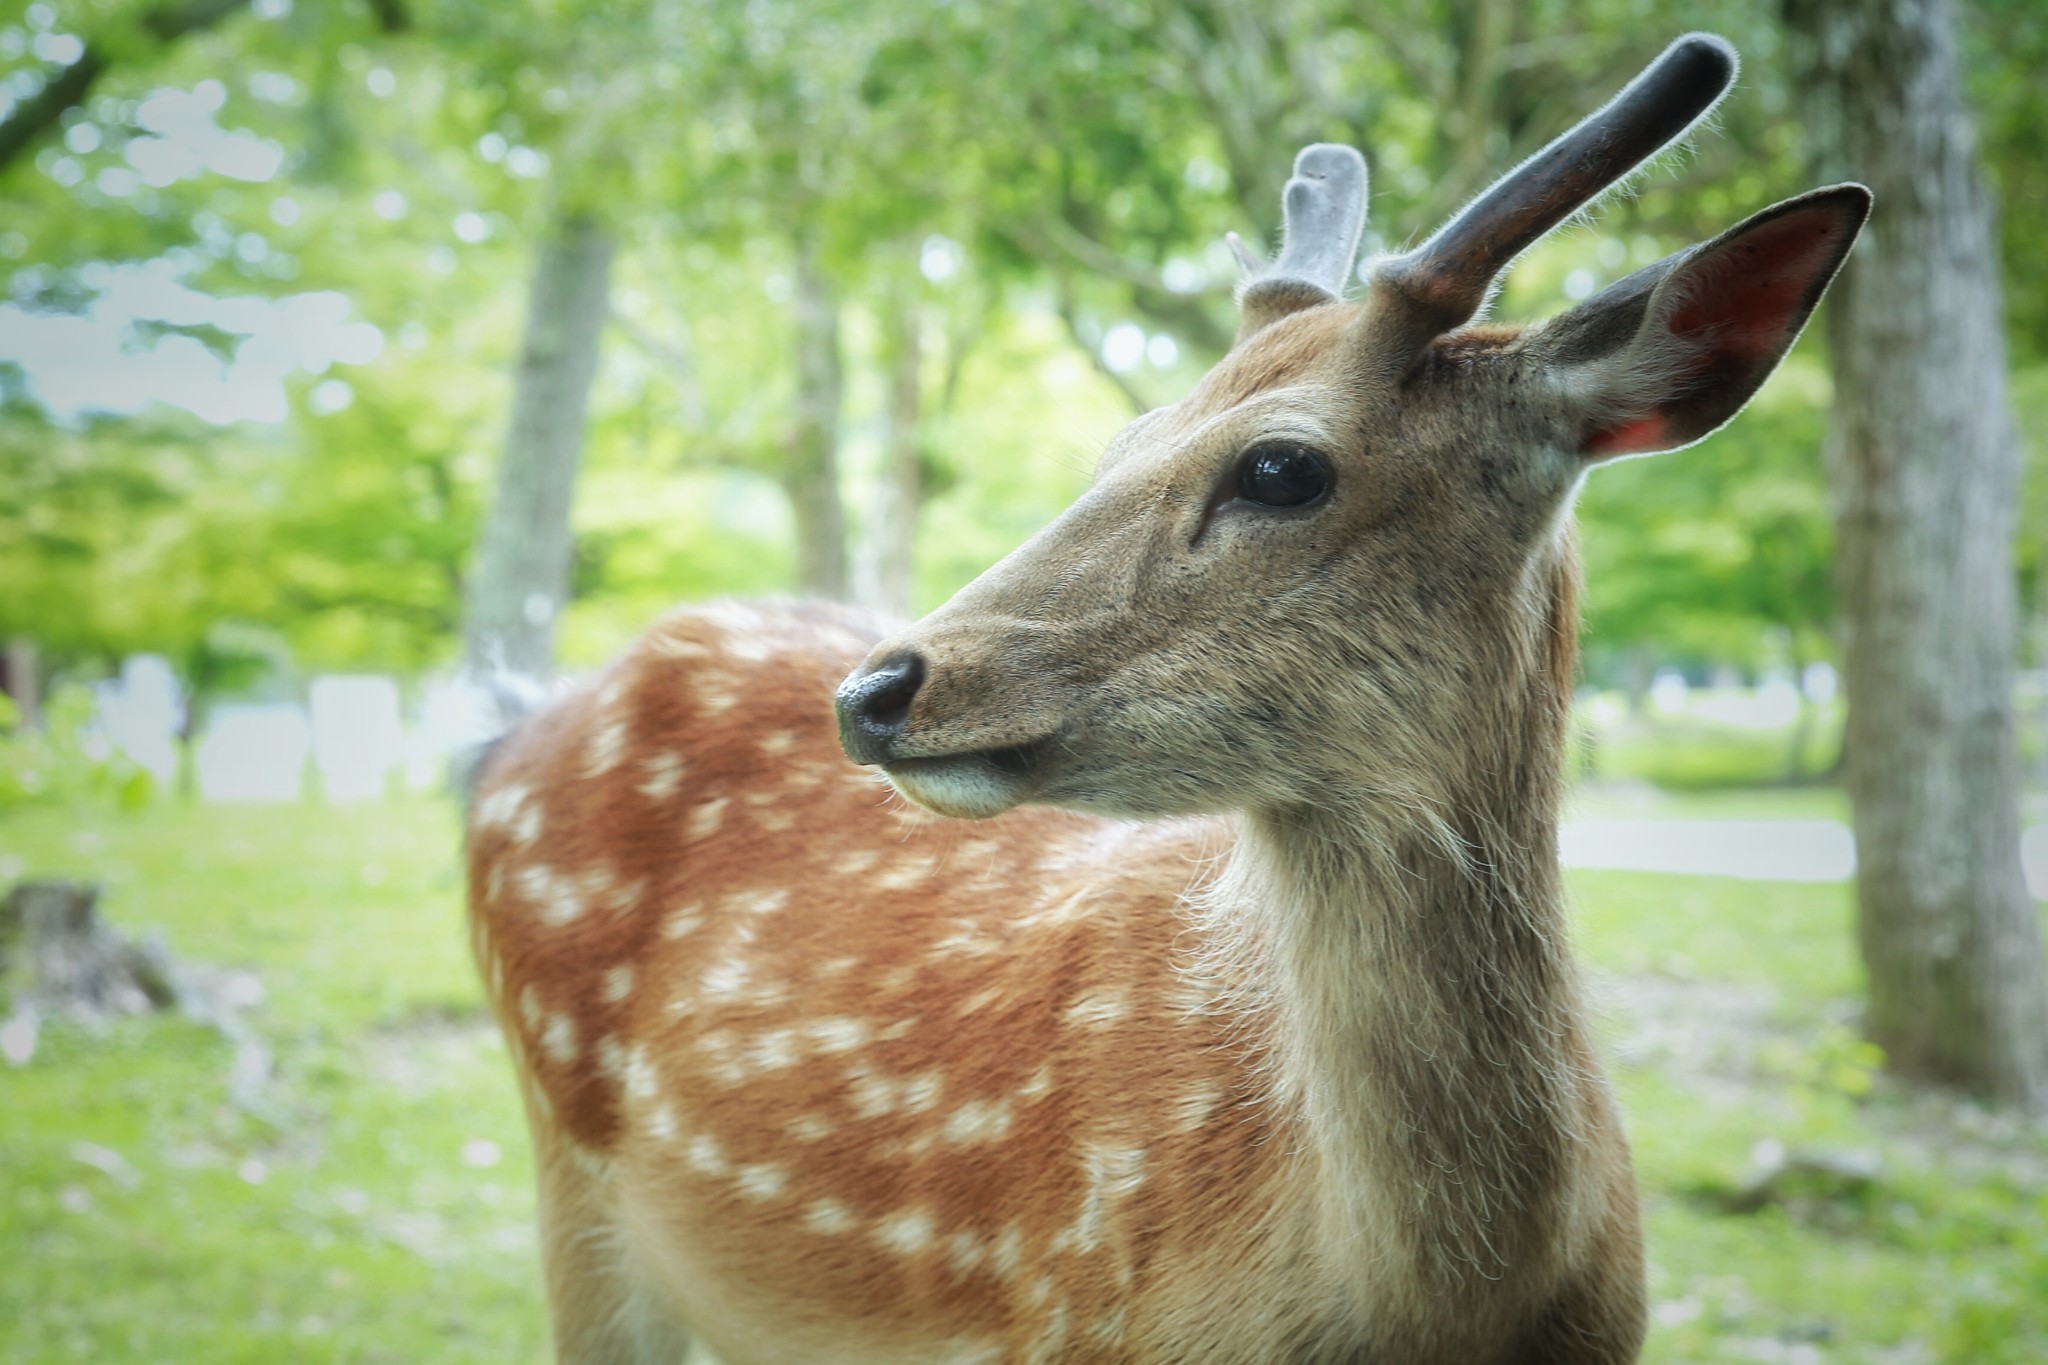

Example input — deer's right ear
[1531,184,1871,462]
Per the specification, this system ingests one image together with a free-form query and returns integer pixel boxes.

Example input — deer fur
[467,34,1868,1365]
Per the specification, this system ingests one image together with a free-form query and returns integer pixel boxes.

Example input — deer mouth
[880,738,1052,819]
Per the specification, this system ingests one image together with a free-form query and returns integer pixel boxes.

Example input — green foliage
[0,685,152,814]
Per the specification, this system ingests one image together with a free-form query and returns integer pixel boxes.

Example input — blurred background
[1,0,2044,1361]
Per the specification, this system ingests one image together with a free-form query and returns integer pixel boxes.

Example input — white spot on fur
[584,719,628,777]
[846,1065,899,1118]
[518,985,542,1033]
[748,1028,801,1072]
[595,1034,626,1079]
[1055,1145,1147,1254]
[724,887,790,916]
[787,1114,837,1143]
[602,964,636,1003]
[902,1071,944,1114]
[956,986,1002,1016]
[701,956,751,1003]
[473,783,529,831]
[623,1045,660,1101]
[804,1018,869,1054]
[1063,991,1129,1030]
[1027,1301,1069,1363]
[874,1208,935,1254]
[515,865,572,923]
[933,921,1003,958]
[836,848,882,876]
[816,956,859,979]
[649,634,712,660]
[686,1134,728,1177]
[736,1163,788,1200]
[1019,1064,1056,1105]
[540,1013,577,1064]
[647,1104,679,1142]
[990,1224,1025,1279]
[943,1099,1014,1145]
[877,855,935,891]
[662,903,704,939]
[759,730,797,756]
[1174,1085,1223,1131]
[946,1230,986,1274]
[754,807,796,832]
[806,1199,856,1234]
[639,751,685,800]
[686,798,730,840]
[879,1018,917,1041]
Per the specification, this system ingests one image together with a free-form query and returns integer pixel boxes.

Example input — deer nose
[835,652,926,764]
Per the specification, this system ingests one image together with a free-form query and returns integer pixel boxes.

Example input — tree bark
[1,638,39,730]
[463,214,614,679]
[783,237,849,600]
[1783,0,2048,1109]
[863,254,923,618]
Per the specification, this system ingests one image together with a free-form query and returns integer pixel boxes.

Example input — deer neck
[1213,564,1594,1292]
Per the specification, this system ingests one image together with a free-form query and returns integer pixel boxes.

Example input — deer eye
[1235,442,1332,509]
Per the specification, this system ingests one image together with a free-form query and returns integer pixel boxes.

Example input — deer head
[836,34,1869,824]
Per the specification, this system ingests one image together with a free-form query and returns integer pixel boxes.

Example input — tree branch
[0,0,251,178]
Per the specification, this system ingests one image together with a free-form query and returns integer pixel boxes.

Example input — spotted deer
[467,33,1868,1365]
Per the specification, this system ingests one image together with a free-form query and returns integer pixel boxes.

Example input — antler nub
[1235,143,1368,339]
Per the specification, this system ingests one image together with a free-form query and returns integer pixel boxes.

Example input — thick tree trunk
[864,257,923,618]
[463,214,614,679]
[1783,0,2048,1108]
[783,238,849,600]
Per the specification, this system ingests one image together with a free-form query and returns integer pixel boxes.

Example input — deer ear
[1533,184,1871,461]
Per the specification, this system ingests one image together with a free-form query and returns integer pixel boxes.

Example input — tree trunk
[863,255,923,618]
[1,638,38,730]
[783,238,849,600]
[1783,0,2048,1109]
[463,214,614,679]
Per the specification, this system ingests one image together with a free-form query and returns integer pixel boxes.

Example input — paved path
[1559,819,2048,899]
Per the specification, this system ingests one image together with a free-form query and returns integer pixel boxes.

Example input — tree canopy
[1,0,2044,701]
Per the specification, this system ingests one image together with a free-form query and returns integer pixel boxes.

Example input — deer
[466,32,1869,1365]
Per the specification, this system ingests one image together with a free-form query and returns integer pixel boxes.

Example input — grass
[2,793,2045,1363]
[0,798,548,1364]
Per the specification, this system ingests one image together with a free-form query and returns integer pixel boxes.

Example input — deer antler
[1373,33,1738,342]
[1233,142,1368,338]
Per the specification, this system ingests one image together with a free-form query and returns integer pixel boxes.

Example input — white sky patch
[0,258,384,425]
[125,81,286,187]
[1101,322,1145,374]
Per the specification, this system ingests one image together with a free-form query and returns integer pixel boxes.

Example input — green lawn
[2,795,2044,1363]
[0,799,548,1364]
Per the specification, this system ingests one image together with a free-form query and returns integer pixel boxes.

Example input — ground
[0,792,2043,1364]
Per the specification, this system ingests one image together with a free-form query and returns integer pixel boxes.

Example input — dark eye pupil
[1237,443,1330,508]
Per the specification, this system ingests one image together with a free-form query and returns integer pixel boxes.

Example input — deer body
[468,35,1868,1364]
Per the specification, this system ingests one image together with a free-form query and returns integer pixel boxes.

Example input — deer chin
[880,741,1048,820]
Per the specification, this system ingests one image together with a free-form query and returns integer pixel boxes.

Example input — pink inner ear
[1666,210,1848,360]
[1584,414,1672,457]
